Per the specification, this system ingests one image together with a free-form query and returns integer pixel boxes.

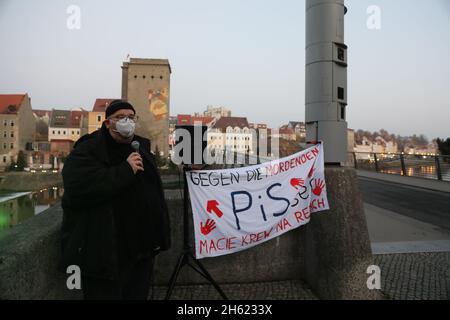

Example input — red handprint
[312,178,325,196]
[200,219,216,236]
[290,178,305,190]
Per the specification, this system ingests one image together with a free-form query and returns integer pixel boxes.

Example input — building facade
[122,58,171,156]
[88,98,116,133]
[203,106,231,119]
[0,94,36,171]
[48,108,88,158]
[208,117,253,155]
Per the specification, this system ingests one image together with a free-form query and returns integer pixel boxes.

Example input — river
[0,187,64,232]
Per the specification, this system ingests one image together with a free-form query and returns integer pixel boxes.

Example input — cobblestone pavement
[152,252,450,300]
[374,252,450,300]
[152,280,318,300]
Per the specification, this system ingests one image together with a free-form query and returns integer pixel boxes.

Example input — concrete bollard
[301,166,381,299]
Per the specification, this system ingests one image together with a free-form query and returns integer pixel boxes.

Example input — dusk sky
[1,0,449,140]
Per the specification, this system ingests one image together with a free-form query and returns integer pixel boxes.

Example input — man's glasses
[109,115,139,122]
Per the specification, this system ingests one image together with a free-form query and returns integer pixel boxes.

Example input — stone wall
[0,172,62,191]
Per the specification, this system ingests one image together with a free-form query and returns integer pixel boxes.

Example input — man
[60,100,171,300]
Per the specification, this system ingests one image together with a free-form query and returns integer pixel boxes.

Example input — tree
[16,151,27,171]
[8,159,16,172]
[153,145,166,168]
[437,138,450,156]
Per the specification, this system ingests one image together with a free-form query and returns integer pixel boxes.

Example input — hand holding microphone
[127,141,144,174]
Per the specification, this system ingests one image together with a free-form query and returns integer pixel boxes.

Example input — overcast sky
[0,0,449,140]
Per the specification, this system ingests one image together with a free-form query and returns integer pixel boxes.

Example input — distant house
[354,135,399,156]
[203,106,231,119]
[354,136,373,157]
[273,128,296,141]
[33,109,52,142]
[208,116,253,154]
[48,108,88,156]
[0,94,36,171]
[405,141,439,155]
[88,98,117,133]
[287,121,306,138]
[176,114,215,127]
[33,109,52,123]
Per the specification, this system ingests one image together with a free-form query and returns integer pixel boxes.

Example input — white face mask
[113,118,135,138]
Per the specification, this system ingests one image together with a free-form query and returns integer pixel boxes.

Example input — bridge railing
[347,152,450,182]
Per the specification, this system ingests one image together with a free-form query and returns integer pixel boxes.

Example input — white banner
[186,143,329,259]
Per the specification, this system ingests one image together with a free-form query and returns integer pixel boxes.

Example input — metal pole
[306,0,348,164]
[435,155,443,181]
[353,152,358,169]
[400,153,407,176]
[373,153,379,172]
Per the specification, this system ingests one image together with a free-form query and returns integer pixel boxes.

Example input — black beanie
[105,100,136,118]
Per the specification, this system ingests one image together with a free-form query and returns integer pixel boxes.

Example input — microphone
[131,140,143,175]
[131,141,140,154]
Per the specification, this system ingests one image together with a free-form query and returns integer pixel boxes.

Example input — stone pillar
[302,167,381,299]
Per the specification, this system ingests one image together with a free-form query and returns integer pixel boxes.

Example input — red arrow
[207,200,223,218]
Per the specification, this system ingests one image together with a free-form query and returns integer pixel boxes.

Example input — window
[3,156,6,163]
[10,120,14,127]
[143,75,146,79]
[338,87,345,100]
[71,131,74,135]
[3,131,6,138]
[52,130,55,134]
[58,131,60,135]
[160,76,163,80]
[3,120,6,126]
[338,47,345,61]
[10,131,14,138]
[10,143,14,149]
[3,143,6,149]
[77,130,80,134]
[97,115,102,122]
[63,131,66,135]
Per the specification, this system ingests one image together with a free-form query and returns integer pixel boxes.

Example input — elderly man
[60,100,171,300]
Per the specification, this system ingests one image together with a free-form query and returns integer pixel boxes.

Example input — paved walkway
[364,203,450,247]
[153,251,450,300]
[374,252,450,300]
[152,280,318,300]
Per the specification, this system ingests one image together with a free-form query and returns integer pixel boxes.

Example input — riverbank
[0,172,63,192]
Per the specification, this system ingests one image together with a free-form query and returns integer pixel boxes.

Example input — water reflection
[0,187,64,232]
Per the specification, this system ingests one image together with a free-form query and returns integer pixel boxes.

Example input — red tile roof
[92,99,117,112]
[177,114,192,125]
[0,94,26,114]
[191,116,214,125]
[213,117,249,130]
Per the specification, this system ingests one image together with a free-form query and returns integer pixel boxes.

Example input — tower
[306,0,348,164]
[121,58,171,156]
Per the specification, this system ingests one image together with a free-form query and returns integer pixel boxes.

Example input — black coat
[59,127,171,280]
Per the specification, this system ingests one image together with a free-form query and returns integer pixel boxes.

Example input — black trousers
[82,256,154,300]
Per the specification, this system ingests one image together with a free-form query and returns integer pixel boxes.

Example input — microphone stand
[165,164,228,300]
